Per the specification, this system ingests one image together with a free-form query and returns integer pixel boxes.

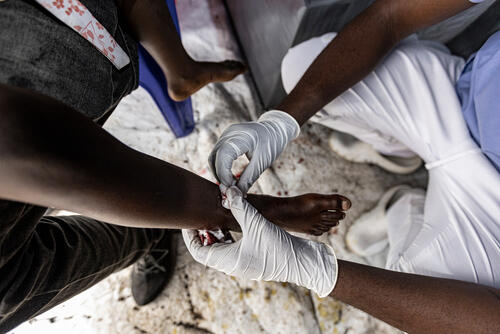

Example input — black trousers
[0,201,164,333]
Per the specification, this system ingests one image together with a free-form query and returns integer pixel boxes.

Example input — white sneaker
[328,132,422,174]
[346,185,412,257]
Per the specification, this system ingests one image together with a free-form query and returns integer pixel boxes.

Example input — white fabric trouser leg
[385,189,426,270]
[282,34,500,288]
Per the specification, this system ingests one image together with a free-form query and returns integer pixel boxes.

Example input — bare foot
[167,60,246,101]
[248,193,351,236]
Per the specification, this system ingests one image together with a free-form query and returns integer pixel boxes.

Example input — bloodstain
[277,191,282,196]
[199,229,234,246]
[199,231,218,246]
[298,158,304,164]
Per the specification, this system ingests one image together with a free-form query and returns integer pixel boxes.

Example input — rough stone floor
[12,0,427,333]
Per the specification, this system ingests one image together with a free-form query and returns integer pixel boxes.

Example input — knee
[281,32,337,94]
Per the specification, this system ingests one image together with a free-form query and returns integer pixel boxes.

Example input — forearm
[277,1,395,125]
[331,260,500,333]
[117,0,192,76]
[0,84,234,230]
[278,0,474,125]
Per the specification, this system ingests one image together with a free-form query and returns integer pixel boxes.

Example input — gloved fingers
[226,186,269,233]
[182,229,205,262]
[236,154,266,194]
[208,144,221,183]
[182,229,240,268]
[212,142,244,188]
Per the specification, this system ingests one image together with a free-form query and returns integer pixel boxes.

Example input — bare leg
[119,0,246,101]
[249,193,350,236]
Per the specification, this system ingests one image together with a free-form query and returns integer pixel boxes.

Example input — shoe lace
[136,249,169,275]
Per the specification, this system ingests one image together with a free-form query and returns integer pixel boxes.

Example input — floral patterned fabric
[35,0,130,69]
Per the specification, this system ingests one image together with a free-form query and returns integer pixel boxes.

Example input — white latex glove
[182,187,338,298]
[209,110,300,194]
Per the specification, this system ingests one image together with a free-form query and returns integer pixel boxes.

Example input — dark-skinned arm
[278,0,475,125]
[331,260,500,334]
[0,84,268,230]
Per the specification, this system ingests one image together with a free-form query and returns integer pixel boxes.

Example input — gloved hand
[182,187,338,298]
[209,110,300,194]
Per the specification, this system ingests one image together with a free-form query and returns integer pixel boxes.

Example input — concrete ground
[11,1,429,333]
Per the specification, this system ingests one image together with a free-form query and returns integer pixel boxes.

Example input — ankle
[164,58,201,83]
[247,194,286,225]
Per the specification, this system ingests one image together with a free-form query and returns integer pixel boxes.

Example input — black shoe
[131,231,177,306]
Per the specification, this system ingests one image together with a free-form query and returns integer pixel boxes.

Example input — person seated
[0,0,350,332]
[204,0,500,332]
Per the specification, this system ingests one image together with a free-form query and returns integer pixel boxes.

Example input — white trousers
[282,33,500,288]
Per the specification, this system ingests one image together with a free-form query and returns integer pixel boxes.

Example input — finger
[214,143,242,187]
[236,155,265,194]
[208,145,220,183]
[182,229,204,262]
[182,229,239,268]
[226,186,245,211]
[226,186,263,232]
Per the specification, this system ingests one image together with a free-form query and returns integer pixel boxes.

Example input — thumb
[236,154,263,194]
[226,186,245,211]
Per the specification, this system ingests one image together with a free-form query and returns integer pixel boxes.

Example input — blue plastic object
[138,0,195,138]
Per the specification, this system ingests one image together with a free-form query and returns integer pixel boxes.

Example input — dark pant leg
[0,200,165,333]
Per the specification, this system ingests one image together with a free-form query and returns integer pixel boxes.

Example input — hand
[208,110,300,194]
[182,187,338,298]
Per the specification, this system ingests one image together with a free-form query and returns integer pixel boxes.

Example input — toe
[321,210,346,221]
[317,225,332,233]
[316,194,352,211]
